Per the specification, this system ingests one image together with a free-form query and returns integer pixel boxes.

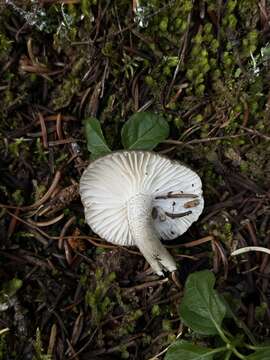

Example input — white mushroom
[80,151,204,276]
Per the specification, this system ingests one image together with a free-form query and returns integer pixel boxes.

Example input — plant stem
[0,328,9,336]
[224,350,233,360]
[207,346,228,356]
[225,301,256,345]
[245,344,270,351]
[212,319,246,360]
[212,319,231,344]
[232,347,246,360]
[234,320,256,345]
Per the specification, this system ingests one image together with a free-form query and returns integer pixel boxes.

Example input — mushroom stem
[127,194,177,276]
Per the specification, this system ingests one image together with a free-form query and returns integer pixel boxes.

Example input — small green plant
[33,328,52,360]
[0,278,23,310]
[85,269,116,325]
[0,330,8,360]
[84,111,169,159]
[165,270,270,360]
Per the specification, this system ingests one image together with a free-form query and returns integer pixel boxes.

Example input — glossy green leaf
[84,117,111,158]
[246,348,270,360]
[180,270,226,335]
[121,112,169,150]
[165,341,216,360]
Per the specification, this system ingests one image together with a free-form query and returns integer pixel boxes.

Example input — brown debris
[38,183,79,217]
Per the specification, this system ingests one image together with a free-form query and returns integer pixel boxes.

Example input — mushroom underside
[80,151,204,275]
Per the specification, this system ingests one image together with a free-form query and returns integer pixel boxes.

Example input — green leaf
[121,112,169,150]
[246,348,270,360]
[84,117,111,158]
[180,270,226,335]
[165,341,216,360]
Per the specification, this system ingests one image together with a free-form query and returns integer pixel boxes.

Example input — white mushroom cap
[80,150,204,275]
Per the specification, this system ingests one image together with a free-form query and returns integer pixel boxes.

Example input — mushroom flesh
[80,151,204,276]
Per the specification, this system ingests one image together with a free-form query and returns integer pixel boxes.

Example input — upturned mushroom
[80,151,204,276]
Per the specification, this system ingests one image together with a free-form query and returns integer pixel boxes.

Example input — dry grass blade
[232,246,270,256]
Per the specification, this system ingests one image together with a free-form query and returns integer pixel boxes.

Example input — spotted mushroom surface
[80,151,204,246]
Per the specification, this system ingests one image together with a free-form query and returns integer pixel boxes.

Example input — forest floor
[0,1,270,359]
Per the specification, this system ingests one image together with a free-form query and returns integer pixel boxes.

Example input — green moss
[151,304,161,317]
[255,302,268,322]
[51,77,80,110]
[81,0,97,17]
[33,328,52,360]
[242,143,270,187]
[85,269,116,325]
[34,139,48,163]
[8,138,26,158]
[203,214,234,246]
[194,114,203,123]
[0,278,23,308]
[0,333,7,360]
[11,190,24,206]
[0,33,12,61]
[159,17,168,32]
[50,57,86,110]
[162,319,172,331]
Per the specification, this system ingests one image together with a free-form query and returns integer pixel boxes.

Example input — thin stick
[155,192,198,199]
[47,324,57,356]
[147,326,183,360]
[0,171,61,211]
[38,112,48,149]
[240,125,270,140]
[28,213,64,227]
[56,113,64,140]
[26,171,61,210]
[59,216,76,250]
[0,328,9,336]
[168,235,214,248]
[165,210,192,219]
[48,139,84,146]
[123,278,168,294]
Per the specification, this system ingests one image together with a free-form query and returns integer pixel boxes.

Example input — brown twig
[56,113,64,140]
[28,213,64,227]
[59,216,76,250]
[38,112,48,149]
[122,278,169,294]
[167,235,214,248]
[240,125,270,140]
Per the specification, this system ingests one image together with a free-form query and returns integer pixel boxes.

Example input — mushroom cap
[80,151,204,246]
